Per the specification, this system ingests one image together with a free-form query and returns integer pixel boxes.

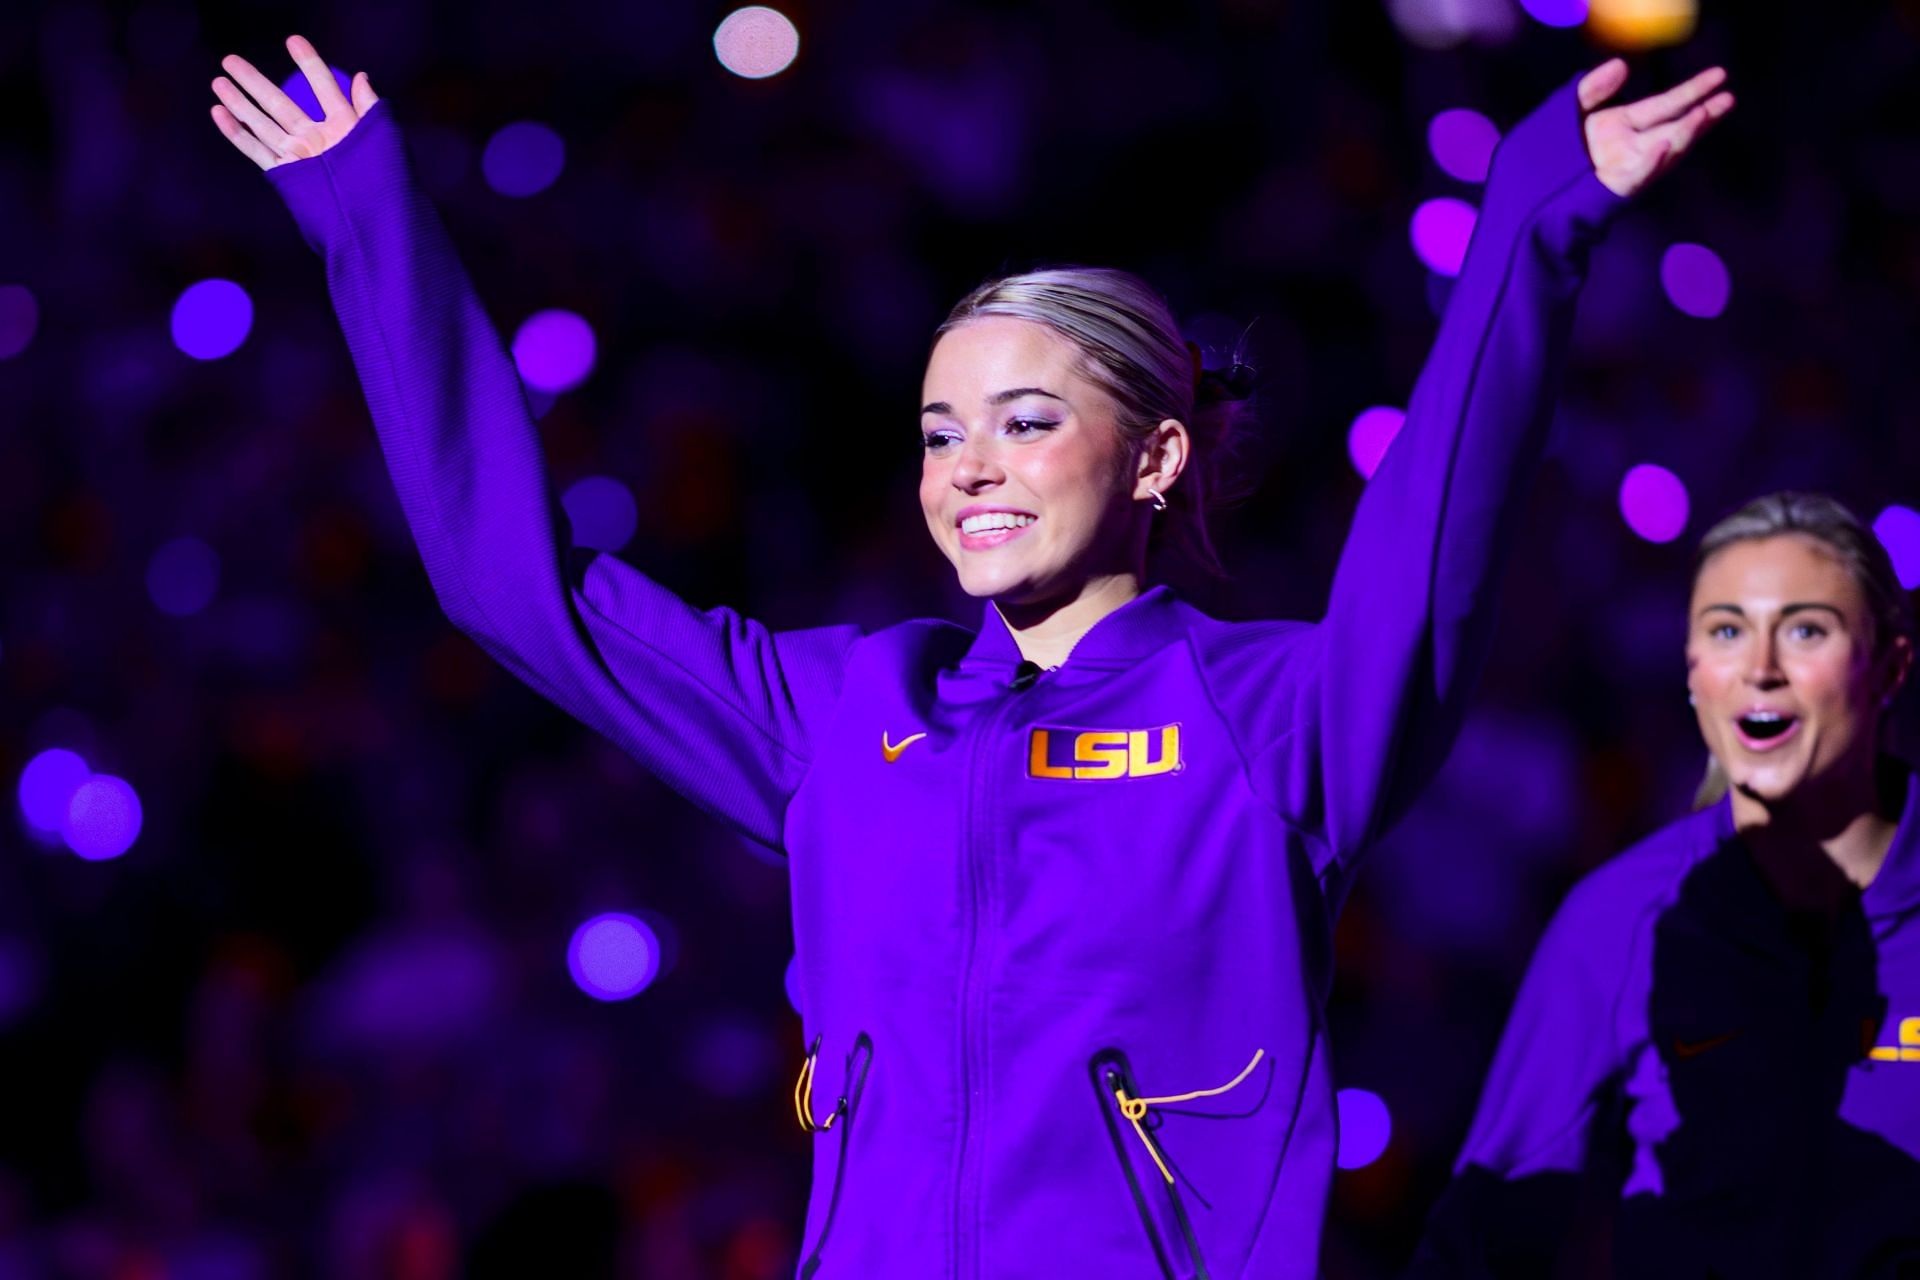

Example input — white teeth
[960,513,1036,534]
[1744,711,1787,722]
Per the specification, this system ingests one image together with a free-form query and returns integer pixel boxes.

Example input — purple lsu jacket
[1416,774,1920,1278]
[267,77,1620,1279]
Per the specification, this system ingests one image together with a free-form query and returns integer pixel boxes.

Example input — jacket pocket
[1089,1047,1212,1280]
[797,1031,874,1279]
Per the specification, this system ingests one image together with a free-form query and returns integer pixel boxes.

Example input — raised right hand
[210,34,378,171]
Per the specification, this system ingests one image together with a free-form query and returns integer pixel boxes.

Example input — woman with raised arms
[210,35,1729,1278]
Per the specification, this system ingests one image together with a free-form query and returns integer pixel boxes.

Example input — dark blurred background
[6,0,1920,1275]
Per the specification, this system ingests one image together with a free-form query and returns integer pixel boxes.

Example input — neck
[1731,756,1900,908]
[993,572,1143,669]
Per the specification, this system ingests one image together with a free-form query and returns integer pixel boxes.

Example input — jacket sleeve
[1407,869,1644,1277]
[265,101,860,850]
[1221,78,1625,876]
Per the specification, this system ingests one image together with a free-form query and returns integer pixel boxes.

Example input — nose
[1746,631,1786,689]
[950,433,1003,495]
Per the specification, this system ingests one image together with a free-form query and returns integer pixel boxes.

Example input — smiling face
[919,317,1149,605]
[1687,534,1907,812]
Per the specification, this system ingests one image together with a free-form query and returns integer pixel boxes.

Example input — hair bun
[1197,360,1258,404]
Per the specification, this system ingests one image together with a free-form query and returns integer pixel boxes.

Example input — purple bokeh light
[511,310,596,394]
[567,913,660,1002]
[1618,463,1690,543]
[147,536,220,617]
[482,122,565,198]
[686,1016,777,1098]
[0,284,38,359]
[562,477,639,552]
[1874,506,1920,590]
[18,749,91,834]
[1388,0,1519,48]
[1336,1088,1392,1170]
[63,775,143,861]
[1348,406,1406,480]
[784,954,804,1015]
[714,6,800,79]
[1660,243,1731,319]
[1410,198,1478,277]
[1427,109,1500,183]
[1518,0,1588,26]
[171,279,254,361]
[278,65,353,122]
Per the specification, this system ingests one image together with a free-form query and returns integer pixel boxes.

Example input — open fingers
[1623,65,1729,131]
[210,103,281,170]
[1644,91,1736,164]
[219,52,314,133]
[212,76,295,154]
[286,34,351,120]
[350,70,379,116]
[1577,58,1629,113]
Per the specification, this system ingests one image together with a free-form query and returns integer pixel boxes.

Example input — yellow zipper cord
[1113,1049,1266,1185]
[794,1043,840,1133]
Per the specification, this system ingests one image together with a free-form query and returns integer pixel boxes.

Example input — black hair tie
[1197,361,1259,403]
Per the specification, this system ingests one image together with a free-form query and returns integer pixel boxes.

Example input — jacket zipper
[1089,1048,1211,1279]
[796,1032,875,1279]
[952,676,1031,1279]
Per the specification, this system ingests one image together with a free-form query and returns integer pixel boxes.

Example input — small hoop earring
[1147,487,1168,513]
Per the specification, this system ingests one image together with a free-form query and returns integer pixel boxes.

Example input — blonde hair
[935,266,1255,576]
[1690,491,1914,808]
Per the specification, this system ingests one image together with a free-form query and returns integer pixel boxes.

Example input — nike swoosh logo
[1672,1029,1744,1060]
[881,731,927,763]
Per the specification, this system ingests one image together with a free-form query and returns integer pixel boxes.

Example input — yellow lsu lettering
[1027,725,1182,780]
[1869,1016,1920,1063]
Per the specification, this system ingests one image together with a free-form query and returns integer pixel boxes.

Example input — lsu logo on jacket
[1026,723,1183,780]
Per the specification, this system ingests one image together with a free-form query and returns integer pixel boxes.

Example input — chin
[1726,753,1815,805]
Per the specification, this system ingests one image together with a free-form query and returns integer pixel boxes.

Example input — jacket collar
[960,584,1190,674]
[1865,765,1920,922]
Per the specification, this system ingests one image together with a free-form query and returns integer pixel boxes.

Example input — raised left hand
[1580,60,1734,199]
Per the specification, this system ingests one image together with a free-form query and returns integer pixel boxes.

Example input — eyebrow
[1696,602,1848,622]
[920,387,1067,416]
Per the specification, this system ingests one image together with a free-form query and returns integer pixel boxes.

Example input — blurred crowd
[8,0,1920,1274]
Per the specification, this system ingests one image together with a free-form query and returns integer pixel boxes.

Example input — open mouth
[1734,711,1801,750]
[956,512,1037,550]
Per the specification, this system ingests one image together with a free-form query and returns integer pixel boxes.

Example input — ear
[1132,418,1191,502]
[1880,634,1914,706]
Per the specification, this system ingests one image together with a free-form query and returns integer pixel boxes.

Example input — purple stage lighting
[1660,243,1730,319]
[1348,407,1406,480]
[1874,506,1920,590]
[562,477,639,552]
[482,122,565,198]
[63,775,143,861]
[1519,0,1589,26]
[0,284,37,359]
[18,749,91,834]
[714,6,800,79]
[511,310,596,394]
[1619,463,1689,543]
[147,536,220,617]
[567,913,660,1002]
[279,65,353,122]
[171,279,253,361]
[1428,110,1500,183]
[1335,1088,1392,1170]
[1411,198,1477,277]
